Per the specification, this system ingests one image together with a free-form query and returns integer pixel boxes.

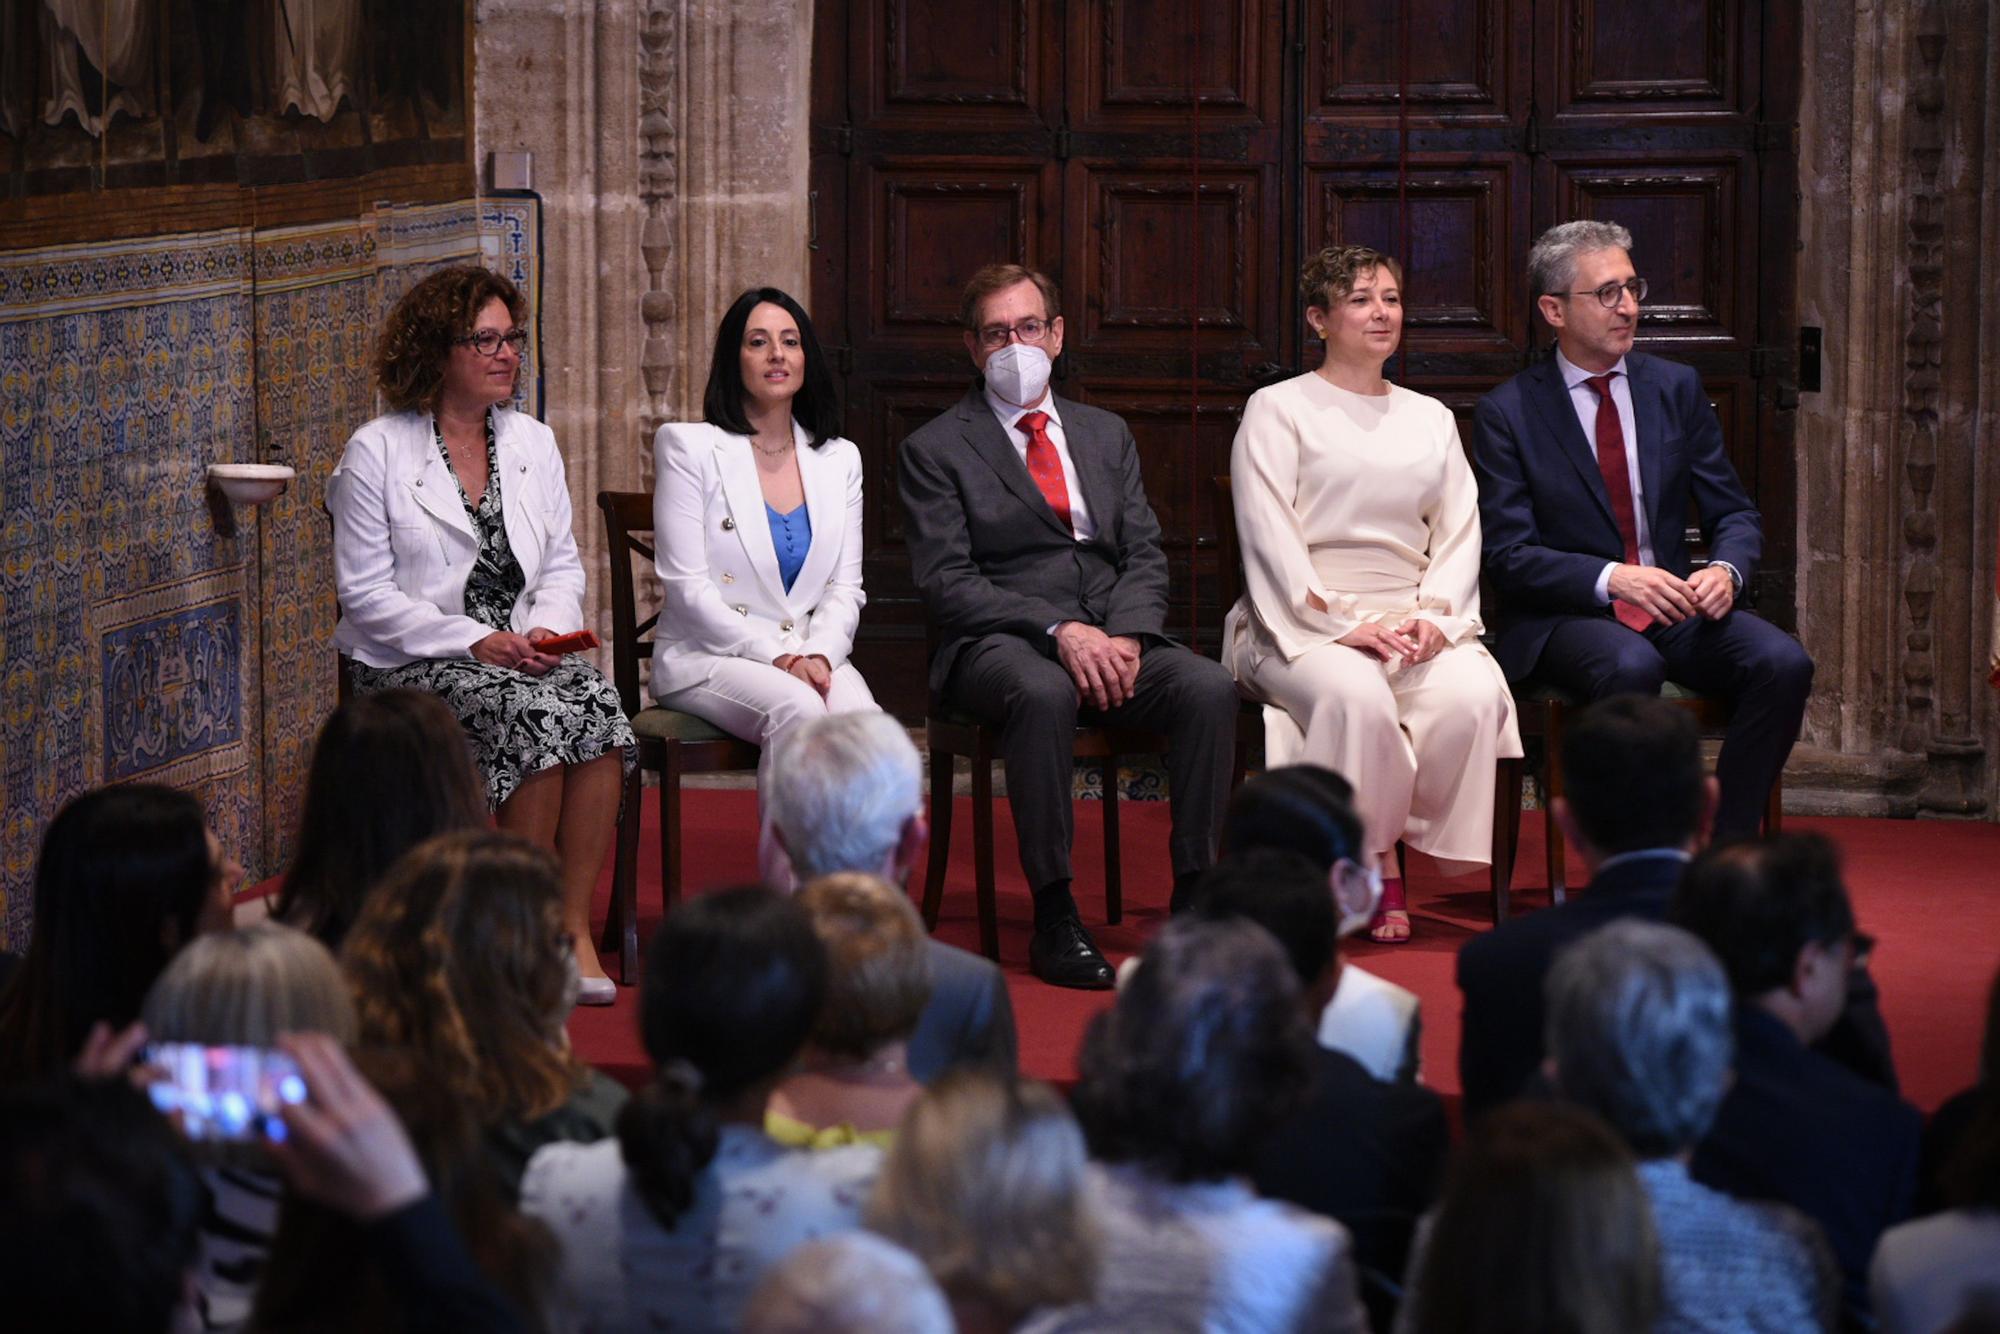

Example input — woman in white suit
[651,288,878,792]
[1224,245,1520,943]
[329,266,634,1002]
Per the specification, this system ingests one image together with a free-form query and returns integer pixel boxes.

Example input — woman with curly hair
[328,266,633,1002]
[339,829,627,1201]
[1223,244,1520,942]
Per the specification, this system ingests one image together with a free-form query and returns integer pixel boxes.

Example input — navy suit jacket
[1471,351,1763,682]
[1456,852,1689,1117]
[1691,1003,1922,1316]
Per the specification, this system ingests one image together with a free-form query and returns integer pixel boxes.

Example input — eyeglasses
[456,328,529,358]
[1845,931,1875,970]
[975,318,1051,350]
[1560,278,1648,309]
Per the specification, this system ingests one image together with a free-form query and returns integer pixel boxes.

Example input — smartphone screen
[144,1043,309,1143]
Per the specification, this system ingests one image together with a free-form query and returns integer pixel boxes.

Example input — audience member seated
[742,1233,954,1334]
[1190,848,1447,1308]
[1872,962,2000,1334]
[1456,694,1712,1115]
[768,872,930,1148]
[1398,1101,1660,1334]
[1218,764,1422,1081]
[251,1036,544,1333]
[340,829,627,1201]
[273,688,487,952]
[1546,918,1839,1331]
[0,1076,205,1333]
[1065,916,1368,1333]
[139,923,359,1331]
[0,783,240,1083]
[1917,967,2000,1214]
[1672,833,1923,1316]
[521,886,878,1333]
[867,1068,1099,1334]
[762,710,1017,1081]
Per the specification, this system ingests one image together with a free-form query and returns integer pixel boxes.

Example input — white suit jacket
[650,420,867,697]
[329,408,586,669]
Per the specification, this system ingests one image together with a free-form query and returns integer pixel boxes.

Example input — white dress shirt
[983,386,1097,541]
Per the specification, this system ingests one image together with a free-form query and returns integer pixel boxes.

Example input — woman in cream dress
[1224,245,1520,942]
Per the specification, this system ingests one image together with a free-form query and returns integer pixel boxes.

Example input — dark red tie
[1016,411,1074,533]
[1583,374,1652,633]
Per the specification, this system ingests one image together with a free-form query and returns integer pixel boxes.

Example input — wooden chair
[920,628,1168,961]
[597,490,762,982]
[1210,475,1525,923]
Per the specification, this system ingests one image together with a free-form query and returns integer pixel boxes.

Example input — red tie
[1016,410,1074,534]
[1583,374,1652,633]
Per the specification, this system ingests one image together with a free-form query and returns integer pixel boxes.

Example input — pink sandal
[1368,876,1411,944]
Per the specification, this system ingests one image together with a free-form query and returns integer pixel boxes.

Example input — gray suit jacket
[898,388,1172,695]
[908,937,1018,1084]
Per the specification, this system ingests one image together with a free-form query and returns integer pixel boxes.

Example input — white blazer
[650,420,867,698]
[329,408,586,669]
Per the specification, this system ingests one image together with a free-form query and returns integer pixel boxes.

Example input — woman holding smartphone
[329,266,633,1002]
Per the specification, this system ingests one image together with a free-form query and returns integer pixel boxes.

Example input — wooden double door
[810,0,1801,717]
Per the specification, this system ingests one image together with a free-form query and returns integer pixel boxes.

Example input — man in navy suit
[1671,833,1921,1319]
[1457,695,1714,1116]
[1472,220,1813,840]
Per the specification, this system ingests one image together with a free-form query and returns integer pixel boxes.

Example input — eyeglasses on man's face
[456,328,530,358]
[976,317,1051,350]
[1561,278,1649,309]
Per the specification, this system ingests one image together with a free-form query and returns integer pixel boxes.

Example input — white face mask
[983,342,1053,408]
[1335,860,1385,938]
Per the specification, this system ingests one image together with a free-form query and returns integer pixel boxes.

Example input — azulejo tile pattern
[0,196,540,949]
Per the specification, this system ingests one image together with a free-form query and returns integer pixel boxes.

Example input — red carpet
[568,792,2000,1116]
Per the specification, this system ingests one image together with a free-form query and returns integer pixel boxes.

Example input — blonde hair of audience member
[742,1233,953,1334]
[341,829,584,1124]
[143,921,357,1048]
[767,873,931,1140]
[1407,1102,1660,1334]
[867,1069,1098,1333]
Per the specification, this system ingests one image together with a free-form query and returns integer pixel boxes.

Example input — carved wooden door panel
[814,0,1797,716]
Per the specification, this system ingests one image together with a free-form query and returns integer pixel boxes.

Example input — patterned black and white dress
[348,417,635,810]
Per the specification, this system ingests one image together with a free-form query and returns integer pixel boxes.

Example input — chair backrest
[596,490,658,718]
[1210,475,1244,613]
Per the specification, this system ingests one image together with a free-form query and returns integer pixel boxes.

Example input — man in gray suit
[761,710,1017,1080]
[897,263,1239,989]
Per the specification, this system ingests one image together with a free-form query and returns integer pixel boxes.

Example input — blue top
[765,501,811,592]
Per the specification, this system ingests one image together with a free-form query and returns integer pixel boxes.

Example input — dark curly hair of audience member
[1944,968,2000,1212]
[248,1046,554,1333]
[374,265,528,413]
[1218,764,1364,872]
[275,689,488,952]
[702,287,843,446]
[1561,695,1707,855]
[1408,1102,1660,1334]
[617,886,828,1228]
[342,830,582,1127]
[1669,832,1856,997]
[0,1076,205,1332]
[1071,915,1312,1183]
[0,784,218,1082]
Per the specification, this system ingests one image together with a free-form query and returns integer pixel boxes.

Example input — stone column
[1794,0,1999,816]
[474,0,649,642]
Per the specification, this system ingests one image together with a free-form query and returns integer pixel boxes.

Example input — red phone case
[536,629,599,654]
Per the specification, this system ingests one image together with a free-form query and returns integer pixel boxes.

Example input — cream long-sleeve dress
[1223,372,1521,871]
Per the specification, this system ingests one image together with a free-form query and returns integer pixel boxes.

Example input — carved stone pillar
[1795,0,1999,816]
[474,0,648,644]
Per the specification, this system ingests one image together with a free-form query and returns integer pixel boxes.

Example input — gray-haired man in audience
[1545,919,1838,1332]
[761,710,1017,1082]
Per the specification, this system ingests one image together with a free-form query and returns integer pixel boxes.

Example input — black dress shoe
[1030,916,1115,990]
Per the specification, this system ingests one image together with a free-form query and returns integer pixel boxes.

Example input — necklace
[750,433,794,458]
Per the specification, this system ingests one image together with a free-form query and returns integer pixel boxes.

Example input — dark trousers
[948,633,1238,891]
[1537,609,1814,840]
